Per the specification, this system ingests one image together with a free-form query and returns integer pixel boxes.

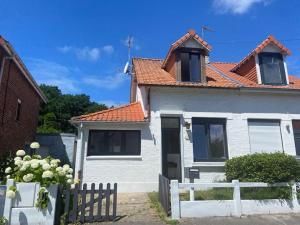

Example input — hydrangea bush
[4,142,78,209]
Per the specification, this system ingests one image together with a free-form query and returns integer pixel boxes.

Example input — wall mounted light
[185,121,191,130]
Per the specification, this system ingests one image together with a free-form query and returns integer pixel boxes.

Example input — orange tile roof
[232,35,291,72]
[133,58,238,89]
[133,58,300,90]
[161,29,212,69]
[71,102,146,122]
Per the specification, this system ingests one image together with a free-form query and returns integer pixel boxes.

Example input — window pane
[162,117,180,129]
[125,132,141,155]
[87,130,140,156]
[259,53,286,85]
[292,120,300,156]
[87,131,105,156]
[248,120,283,153]
[181,53,190,81]
[108,131,122,153]
[192,124,208,160]
[190,54,200,82]
[209,124,226,159]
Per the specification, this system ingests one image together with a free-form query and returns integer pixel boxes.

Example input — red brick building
[0,36,46,155]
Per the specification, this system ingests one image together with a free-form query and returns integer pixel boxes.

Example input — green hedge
[225,152,300,183]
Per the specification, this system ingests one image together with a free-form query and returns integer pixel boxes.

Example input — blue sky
[1,0,300,106]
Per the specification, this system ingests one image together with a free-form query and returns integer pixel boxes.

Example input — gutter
[69,120,149,125]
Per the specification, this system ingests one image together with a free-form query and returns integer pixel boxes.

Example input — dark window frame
[87,130,141,156]
[180,49,202,82]
[16,98,21,121]
[258,52,287,85]
[192,118,228,162]
[292,120,300,156]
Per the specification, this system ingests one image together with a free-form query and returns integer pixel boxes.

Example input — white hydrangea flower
[66,174,73,179]
[23,155,31,161]
[14,157,22,161]
[5,167,11,174]
[42,170,54,179]
[20,165,28,171]
[56,166,63,172]
[6,175,10,179]
[42,163,51,171]
[74,178,80,184]
[6,190,16,199]
[39,159,47,165]
[30,142,40,149]
[14,160,22,167]
[68,168,73,174]
[16,150,26,157]
[67,179,72,184]
[58,171,66,176]
[63,164,70,172]
[23,173,34,182]
[31,162,39,169]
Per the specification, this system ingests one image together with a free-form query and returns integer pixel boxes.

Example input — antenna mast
[124,36,134,74]
[201,26,214,39]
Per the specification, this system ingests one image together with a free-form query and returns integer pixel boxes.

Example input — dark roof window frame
[258,52,288,86]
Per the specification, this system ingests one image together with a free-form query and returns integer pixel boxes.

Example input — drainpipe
[0,56,13,125]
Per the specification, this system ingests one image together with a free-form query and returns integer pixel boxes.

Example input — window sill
[192,161,226,167]
[86,155,142,160]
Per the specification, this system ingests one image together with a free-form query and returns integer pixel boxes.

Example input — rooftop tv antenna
[201,26,214,39]
[123,36,134,74]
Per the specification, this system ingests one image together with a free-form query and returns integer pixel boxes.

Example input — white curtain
[248,120,283,153]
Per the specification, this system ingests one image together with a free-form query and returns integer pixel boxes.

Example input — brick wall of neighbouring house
[0,48,42,155]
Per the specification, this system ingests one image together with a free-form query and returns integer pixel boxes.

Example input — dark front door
[161,117,181,181]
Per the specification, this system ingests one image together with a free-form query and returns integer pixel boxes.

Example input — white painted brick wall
[76,87,300,192]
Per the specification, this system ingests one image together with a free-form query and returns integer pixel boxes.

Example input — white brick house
[71,30,300,192]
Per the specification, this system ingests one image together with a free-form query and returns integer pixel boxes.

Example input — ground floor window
[292,120,300,156]
[87,130,141,156]
[192,118,228,162]
[248,119,283,153]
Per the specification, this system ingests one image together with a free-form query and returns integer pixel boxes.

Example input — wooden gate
[158,174,170,215]
[64,183,117,223]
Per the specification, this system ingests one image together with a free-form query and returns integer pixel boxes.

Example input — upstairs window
[180,52,201,82]
[258,52,287,85]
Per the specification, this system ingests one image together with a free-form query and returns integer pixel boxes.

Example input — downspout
[1,57,13,125]
[147,87,151,121]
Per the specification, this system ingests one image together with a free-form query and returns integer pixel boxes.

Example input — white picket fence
[170,180,300,219]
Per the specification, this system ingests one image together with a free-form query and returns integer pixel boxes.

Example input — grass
[180,186,292,201]
[147,192,178,225]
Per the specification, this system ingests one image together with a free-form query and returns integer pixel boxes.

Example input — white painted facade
[74,84,300,192]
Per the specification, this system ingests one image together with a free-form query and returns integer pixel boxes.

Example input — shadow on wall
[35,133,76,166]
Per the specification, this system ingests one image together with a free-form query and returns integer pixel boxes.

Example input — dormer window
[181,52,201,82]
[258,52,287,85]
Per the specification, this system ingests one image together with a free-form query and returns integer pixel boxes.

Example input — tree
[38,84,108,133]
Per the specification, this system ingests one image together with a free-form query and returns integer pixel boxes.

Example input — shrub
[225,152,300,183]
[4,143,79,209]
[0,152,14,182]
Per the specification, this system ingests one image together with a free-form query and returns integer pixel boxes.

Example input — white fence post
[170,180,180,220]
[232,180,242,217]
[3,179,14,223]
[189,187,195,201]
[291,181,300,212]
